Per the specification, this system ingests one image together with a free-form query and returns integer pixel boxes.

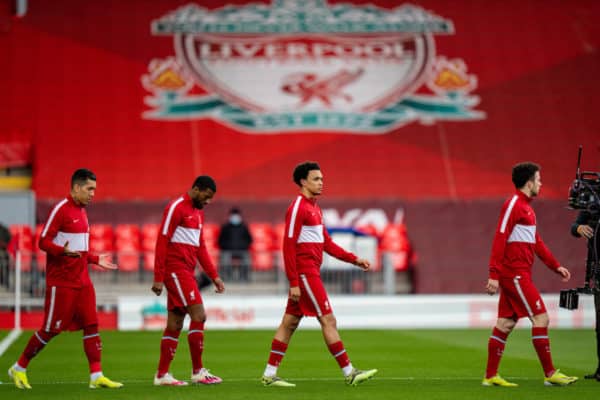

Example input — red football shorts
[498,275,547,319]
[285,274,333,317]
[42,285,98,333]
[164,271,203,312]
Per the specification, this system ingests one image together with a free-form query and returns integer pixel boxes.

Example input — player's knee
[532,313,549,327]
[283,318,300,332]
[496,320,516,333]
[191,313,207,323]
[319,314,337,329]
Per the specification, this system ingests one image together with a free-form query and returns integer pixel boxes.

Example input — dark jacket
[218,223,253,251]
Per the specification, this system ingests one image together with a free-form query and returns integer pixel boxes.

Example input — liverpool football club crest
[142,0,484,133]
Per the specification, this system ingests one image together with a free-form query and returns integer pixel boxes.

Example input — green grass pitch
[0,328,598,399]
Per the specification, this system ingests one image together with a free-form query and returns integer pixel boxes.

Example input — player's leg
[262,311,302,387]
[482,317,517,387]
[483,279,522,387]
[77,285,122,389]
[510,277,578,385]
[9,286,73,389]
[187,302,221,384]
[316,312,376,386]
[299,273,376,386]
[154,309,187,385]
[154,272,193,386]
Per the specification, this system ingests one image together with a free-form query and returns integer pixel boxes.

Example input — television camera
[560,145,600,310]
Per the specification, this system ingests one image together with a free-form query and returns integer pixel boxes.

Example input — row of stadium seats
[6,223,414,273]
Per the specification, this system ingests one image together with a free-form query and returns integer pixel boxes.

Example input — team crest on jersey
[142,0,484,133]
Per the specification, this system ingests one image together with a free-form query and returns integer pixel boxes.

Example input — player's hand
[213,277,225,293]
[97,253,117,270]
[63,241,81,258]
[355,258,371,271]
[151,282,163,296]
[485,279,499,295]
[289,286,301,302]
[577,224,594,239]
[557,266,571,282]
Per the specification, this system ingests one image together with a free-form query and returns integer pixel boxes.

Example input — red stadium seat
[143,251,155,272]
[117,252,140,273]
[251,251,274,271]
[273,222,285,250]
[34,224,46,271]
[249,223,274,251]
[141,223,159,251]
[9,224,33,271]
[380,223,413,271]
[114,225,140,250]
[89,224,114,253]
[114,224,141,273]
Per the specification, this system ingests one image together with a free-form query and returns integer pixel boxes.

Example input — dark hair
[192,175,217,192]
[71,168,96,188]
[293,161,320,186]
[512,162,540,189]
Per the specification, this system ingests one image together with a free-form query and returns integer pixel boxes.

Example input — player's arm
[323,229,370,270]
[86,252,116,270]
[534,232,562,273]
[152,204,178,295]
[197,229,224,293]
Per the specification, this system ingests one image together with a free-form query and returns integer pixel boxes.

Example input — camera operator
[571,210,600,381]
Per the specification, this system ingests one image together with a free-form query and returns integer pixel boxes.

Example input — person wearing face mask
[218,207,253,282]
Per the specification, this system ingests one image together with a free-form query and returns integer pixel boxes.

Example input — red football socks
[83,325,102,374]
[532,327,555,377]
[157,329,181,377]
[485,327,508,378]
[328,341,351,369]
[267,339,288,368]
[188,321,205,374]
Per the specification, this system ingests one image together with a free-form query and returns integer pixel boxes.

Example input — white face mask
[229,214,242,225]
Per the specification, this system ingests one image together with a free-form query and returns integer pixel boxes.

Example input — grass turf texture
[0,328,597,399]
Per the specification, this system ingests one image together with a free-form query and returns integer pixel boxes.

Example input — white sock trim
[264,364,278,377]
[13,363,26,372]
[342,364,354,377]
[90,372,103,381]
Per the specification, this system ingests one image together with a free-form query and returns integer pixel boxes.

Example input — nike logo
[73,219,80,223]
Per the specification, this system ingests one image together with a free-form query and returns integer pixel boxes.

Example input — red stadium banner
[1,0,599,201]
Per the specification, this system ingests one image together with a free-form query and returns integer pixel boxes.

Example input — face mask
[229,214,242,225]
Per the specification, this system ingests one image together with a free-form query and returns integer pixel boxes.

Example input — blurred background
[1,0,599,330]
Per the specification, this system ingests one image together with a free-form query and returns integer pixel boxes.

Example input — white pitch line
[5,376,541,385]
[0,329,22,357]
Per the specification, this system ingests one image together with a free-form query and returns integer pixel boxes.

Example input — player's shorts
[42,284,98,333]
[164,270,203,312]
[498,275,547,319]
[285,274,333,317]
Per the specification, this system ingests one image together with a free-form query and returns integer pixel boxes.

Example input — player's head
[190,175,217,209]
[512,162,541,197]
[293,161,323,197]
[70,168,97,206]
